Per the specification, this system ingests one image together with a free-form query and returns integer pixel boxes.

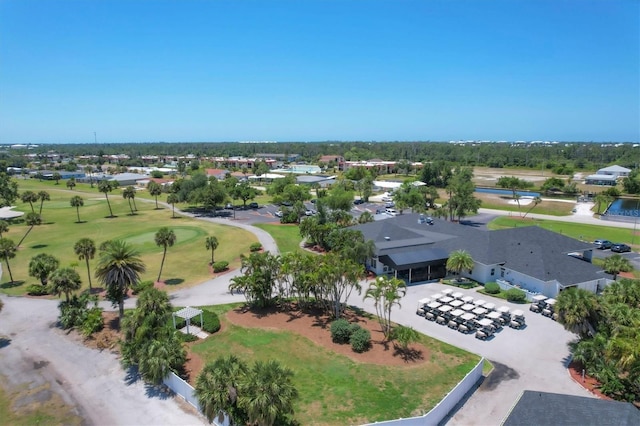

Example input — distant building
[585,174,618,186]
[596,165,631,178]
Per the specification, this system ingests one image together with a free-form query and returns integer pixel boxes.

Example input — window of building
[491,268,495,276]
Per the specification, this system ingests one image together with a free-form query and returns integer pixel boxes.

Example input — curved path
[0,200,617,425]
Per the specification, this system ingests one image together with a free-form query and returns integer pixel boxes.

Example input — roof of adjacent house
[597,165,631,173]
[585,174,617,180]
[502,391,640,426]
[354,214,605,285]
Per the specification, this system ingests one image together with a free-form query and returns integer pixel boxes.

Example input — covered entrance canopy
[379,247,449,283]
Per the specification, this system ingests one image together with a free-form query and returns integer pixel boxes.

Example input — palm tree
[522,196,542,219]
[364,275,407,339]
[66,178,76,190]
[98,180,115,217]
[52,173,61,185]
[95,240,146,321]
[49,267,82,302]
[603,254,632,281]
[446,249,474,280]
[556,287,598,337]
[195,355,249,424]
[28,253,60,286]
[0,220,9,237]
[122,186,136,215]
[167,193,178,218]
[205,236,219,265]
[148,181,163,209]
[239,359,298,426]
[37,190,50,215]
[70,195,84,223]
[137,334,186,385]
[84,166,94,188]
[20,190,38,212]
[17,212,41,247]
[0,238,17,283]
[74,238,96,290]
[155,227,176,282]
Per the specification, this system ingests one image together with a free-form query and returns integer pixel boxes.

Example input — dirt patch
[74,311,122,353]
[567,360,613,400]
[223,305,430,368]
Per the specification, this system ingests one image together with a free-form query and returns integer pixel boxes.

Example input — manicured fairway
[0,179,258,294]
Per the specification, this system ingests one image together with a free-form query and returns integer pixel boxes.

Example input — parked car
[385,201,395,208]
[611,243,631,253]
[249,202,259,209]
[225,203,234,210]
[280,201,293,207]
[305,209,315,216]
[386,208,398,216]
[353,199,365,205]
[275,210,283,218]
[594,239,613,249]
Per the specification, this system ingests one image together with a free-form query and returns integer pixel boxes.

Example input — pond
[605,198,640,217]
[475,187,541,198]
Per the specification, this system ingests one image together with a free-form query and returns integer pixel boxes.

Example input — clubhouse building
[354,214,610,298]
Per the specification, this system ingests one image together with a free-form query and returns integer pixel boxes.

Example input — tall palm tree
[70,195,84,223]
[522,196,542,218]
[20,190,38,212]
[167,193,178,218]
[603,254,632,281]
[155,227,176,282]
[98,180,115,217]
[122,186,136,215]
[95,240,146,321]
[239,359,298,426]
[205,236,219,265]
[74,238,96,290]
[446,249,474,280]
[49,267,82,302]
[364,275,407,339]
[37,190,50,215]
[555,287,598,337]
[17,212,41,247]
[28,253,60,286]
[84,165,94,188]
[148,181,162,209]
[195,355,249,424]
[0,238,17,283]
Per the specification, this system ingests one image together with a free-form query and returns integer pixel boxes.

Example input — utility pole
[94,132,97,144]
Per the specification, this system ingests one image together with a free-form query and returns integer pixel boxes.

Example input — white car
[386,208,398,216]
[275,210,283,218]
[305,209,316,216]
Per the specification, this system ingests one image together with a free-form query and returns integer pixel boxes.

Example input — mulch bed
[567,360,613,400]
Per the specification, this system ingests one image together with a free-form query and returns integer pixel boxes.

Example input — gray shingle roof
[502,390,640,426]
[354,214,605,285]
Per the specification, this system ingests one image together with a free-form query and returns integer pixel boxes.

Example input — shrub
[177,332,198,343]
[212,261,229,273]
[81,307,104,336]
[58,296,88,329]
[201,310,221,334]
[506,288,527,303]
[330,318,352,344]
[350,327,371,353]
[249,242,263,252]
[27,284,49,296]
[484,282,500,294]
[131,280,154,295]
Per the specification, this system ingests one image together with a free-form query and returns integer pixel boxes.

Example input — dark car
[611,243,631,253]
[594,239,613,249]
[353,199,365,205]
[249,202,259,209]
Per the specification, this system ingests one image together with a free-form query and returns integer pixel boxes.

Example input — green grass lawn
[192,304,479,425]
[253,223,305,254]
[488,216,638,248]
[0,179,258,295]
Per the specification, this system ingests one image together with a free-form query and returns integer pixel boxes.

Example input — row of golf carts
[416,289,526,340]
[530,295,558,320]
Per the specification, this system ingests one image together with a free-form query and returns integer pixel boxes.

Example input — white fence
[496,279,536,301]
[362,357,484,426]
[165,358,484,426]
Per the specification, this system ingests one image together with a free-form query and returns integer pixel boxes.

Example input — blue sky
[1,0,638,143]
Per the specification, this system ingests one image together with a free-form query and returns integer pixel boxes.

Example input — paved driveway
[351,282,594,425]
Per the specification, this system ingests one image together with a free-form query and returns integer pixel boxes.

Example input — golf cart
[542,298,557,319]
[475,318,495,340]
[530,294,547,313]
[509,309,526,329]
[416,297,432,316]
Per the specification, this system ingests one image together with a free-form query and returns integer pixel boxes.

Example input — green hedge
[249,242,263,252]
[350,327,371,353]
[213,261,229,273]
[330,318,352,344]
[27,284,49,296]
[484,282,500,294]
[506,288,527,303]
